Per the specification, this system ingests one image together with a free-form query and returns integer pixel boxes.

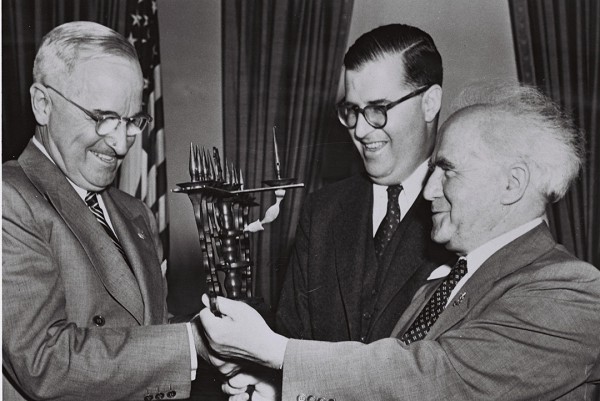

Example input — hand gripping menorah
[173,131,303,316]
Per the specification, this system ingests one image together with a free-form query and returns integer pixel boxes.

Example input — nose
[103,121,130,156]
[353,112,374,140]
[424,167,443,201]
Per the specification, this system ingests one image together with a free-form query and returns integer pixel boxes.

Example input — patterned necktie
[85,192,131,266]
[400,258,468,345]
[374,185,403,261]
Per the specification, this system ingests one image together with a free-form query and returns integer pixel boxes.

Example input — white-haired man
[2,21,220,401]
[200,84,600,401]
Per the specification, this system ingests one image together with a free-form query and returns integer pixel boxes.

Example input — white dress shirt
[372,160,430,236]
[427,217,546,307]
[32,137,198,380]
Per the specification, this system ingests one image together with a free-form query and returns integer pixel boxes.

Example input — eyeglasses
[336,86,430,129]
[45,85,152,136]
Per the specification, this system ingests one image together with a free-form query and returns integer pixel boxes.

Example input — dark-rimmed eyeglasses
[336,86,430,129]
[45,85,152,136]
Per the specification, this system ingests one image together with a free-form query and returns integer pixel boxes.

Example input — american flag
[119,0,169,262]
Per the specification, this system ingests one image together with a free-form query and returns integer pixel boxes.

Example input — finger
[212,296,252,317]
[222,382,247,395]
[228,372,258,388]
[229,394,249,401]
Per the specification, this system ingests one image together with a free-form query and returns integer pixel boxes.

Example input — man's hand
[223,371,280,401]
[199,294,289,369]
[190,313,242,377]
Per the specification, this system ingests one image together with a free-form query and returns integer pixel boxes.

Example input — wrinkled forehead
[68,54,143,94]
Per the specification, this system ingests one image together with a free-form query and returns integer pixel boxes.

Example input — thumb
[201,293,210,308]
[213,296,255,318]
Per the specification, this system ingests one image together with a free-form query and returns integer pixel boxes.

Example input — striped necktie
[400,258,468,345]
[85,192,131,267]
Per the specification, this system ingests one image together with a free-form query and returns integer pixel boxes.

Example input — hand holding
[190,312,242,377]
[223,371,280,401]
[199,294,289,369]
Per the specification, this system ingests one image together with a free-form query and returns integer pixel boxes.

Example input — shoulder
[308,174,370,202]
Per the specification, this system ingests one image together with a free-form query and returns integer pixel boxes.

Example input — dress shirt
[372,160,430,236]
[427,217,545,307]
[32,137,198,380]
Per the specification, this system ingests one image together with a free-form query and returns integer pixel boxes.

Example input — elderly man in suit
[276,23,452,344]
[200,84,600,401]
[2,21,220,401]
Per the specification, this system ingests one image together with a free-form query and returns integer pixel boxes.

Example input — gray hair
[448,83,585,203]
[33,21,139,88]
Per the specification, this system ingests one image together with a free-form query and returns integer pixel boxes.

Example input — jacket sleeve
[2,178,193,401]
[281,266,600,401]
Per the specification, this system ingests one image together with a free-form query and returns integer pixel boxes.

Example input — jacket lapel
[391,223,556,340]
[19,142,145,324]
[333,175,374,339]
[370,194,449,330]
[426,223,556,339]
[103,188,165,324]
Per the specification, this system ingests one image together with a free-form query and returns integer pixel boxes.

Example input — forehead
[435,114,484,161]
[69,55,143,109]
[345,53,407,102]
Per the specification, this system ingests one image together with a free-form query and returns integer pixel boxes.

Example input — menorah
[174,131,303,316]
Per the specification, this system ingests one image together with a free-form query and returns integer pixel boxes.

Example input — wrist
[265,333,288,370]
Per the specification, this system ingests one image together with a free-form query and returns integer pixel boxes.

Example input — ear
[501,162,530,205]
[30,83,52,126]
[421,84,442,123]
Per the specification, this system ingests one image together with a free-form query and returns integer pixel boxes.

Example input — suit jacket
[276,174,451,342]
[2,142,192,401]
[281,224,600,400]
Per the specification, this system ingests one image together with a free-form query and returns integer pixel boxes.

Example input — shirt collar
[428,217,545,280]
[372,159,430,204]
[465,217,545,272]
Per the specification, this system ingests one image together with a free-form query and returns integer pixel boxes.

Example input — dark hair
[344,24,443,88]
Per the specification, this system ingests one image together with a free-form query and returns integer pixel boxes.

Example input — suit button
[92,315,105,326]
[155,393,165,399]
[144,396,153,401]
[167,390,176,398]
[307,396,316,401]
[362,312,371,319]
[297,394,307,401]
[318,398,326,401]
[360,336,366,342]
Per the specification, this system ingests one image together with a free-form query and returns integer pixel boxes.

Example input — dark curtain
[2,0,127,162]
[222,0,354,306]
[509,0,600,267]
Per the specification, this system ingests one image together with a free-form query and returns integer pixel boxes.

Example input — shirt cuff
[186,322,198,380]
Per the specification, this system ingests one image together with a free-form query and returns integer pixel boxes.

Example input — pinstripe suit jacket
[2,141,192,401]
[282,224,600,400]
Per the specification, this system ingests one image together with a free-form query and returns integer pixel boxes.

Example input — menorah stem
[217,199,244,299]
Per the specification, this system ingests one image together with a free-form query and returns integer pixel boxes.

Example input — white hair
[448,83,585,203]
[33,21,139,90]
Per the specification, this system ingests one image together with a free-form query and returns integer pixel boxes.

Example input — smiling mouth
[363,141,387,152]
[90,150,116,164]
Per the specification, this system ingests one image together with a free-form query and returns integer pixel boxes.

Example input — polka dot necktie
[85,191,132,268]
[400,258,468,345]
[374,185,403,261]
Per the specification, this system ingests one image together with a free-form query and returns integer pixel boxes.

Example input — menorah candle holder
[173,144,303,316]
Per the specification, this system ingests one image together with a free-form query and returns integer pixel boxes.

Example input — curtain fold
[2,0,127,162]
[509,0,600,266]
[222,0,354,306]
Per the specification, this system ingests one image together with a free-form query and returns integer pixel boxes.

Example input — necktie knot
[85,191,99,208]
[387,184,403,202]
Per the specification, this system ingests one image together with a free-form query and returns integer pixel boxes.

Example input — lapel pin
[453,292,467,307]
[137,232,146,240]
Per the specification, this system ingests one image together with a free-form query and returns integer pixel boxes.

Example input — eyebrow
[340,98,393,106]
[430,157,456,170]
[91,108,147,118]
